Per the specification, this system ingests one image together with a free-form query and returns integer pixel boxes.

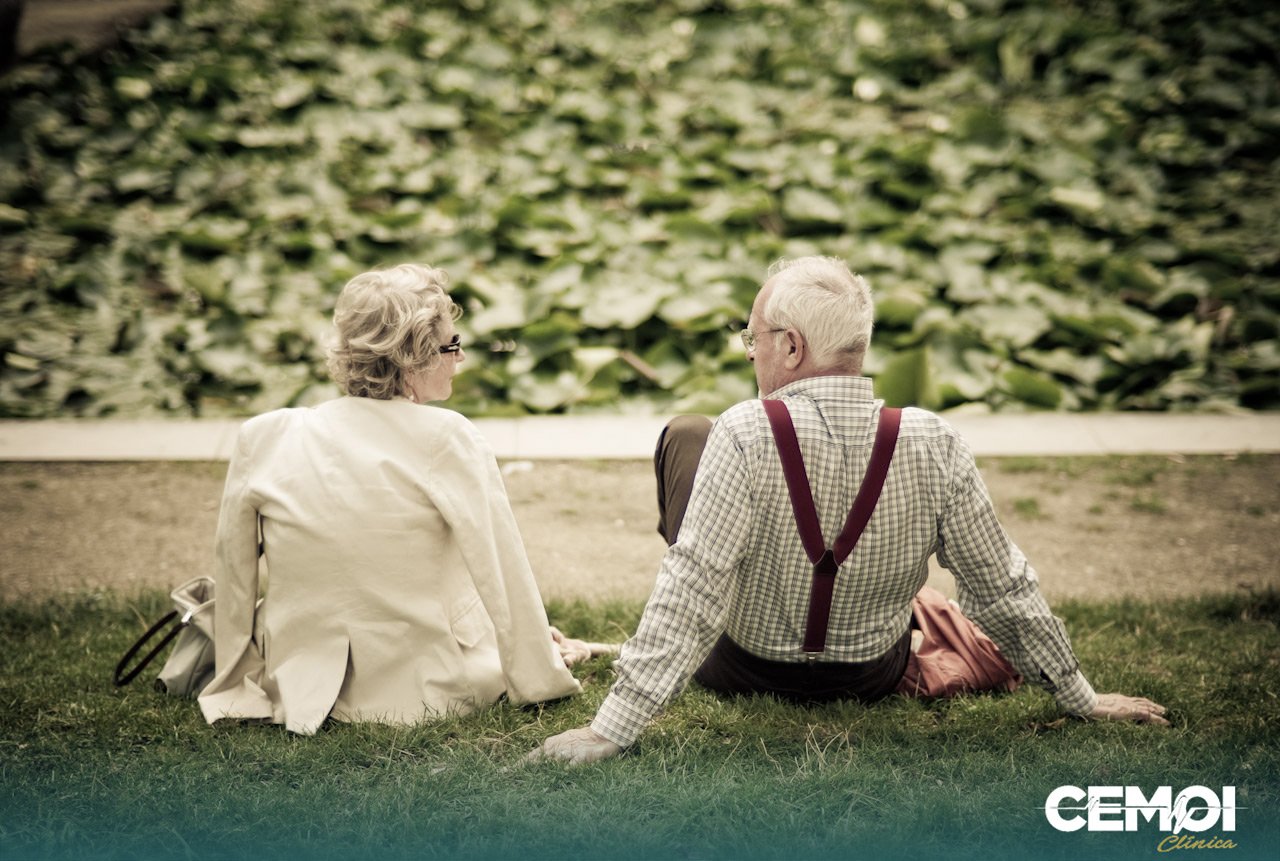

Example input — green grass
[1129,494,1170,515]
[2,592,1278,861]
[988,456,1088,478]
[992,457,1051,475]
[1105,461,1165,487]
[1011,497,1045,519]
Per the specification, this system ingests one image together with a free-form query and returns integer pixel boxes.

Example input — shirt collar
[762,374,875,402]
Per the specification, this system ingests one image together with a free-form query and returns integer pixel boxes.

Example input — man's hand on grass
[1087,693,1170,726]
[526,726,622,765]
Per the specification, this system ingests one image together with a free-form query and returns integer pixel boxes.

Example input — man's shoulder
[720,398,766,423]
[894,407,977,471]
[712,396,971,455]
[715,399,770,440]
[897,405,961,440]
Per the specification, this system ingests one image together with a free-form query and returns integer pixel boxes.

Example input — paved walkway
[1,412,1277,460]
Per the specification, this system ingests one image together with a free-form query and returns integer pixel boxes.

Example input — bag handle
[762,400,902,654]
[117,522,259,689]
[113,610,185,687]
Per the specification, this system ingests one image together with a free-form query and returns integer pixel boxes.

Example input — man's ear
[784,330,804,368]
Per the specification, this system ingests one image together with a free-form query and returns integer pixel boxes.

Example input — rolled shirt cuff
[1052,669,1098,716]
[590,690,656,749]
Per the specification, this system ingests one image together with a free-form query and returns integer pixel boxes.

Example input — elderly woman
[198,263,587,734]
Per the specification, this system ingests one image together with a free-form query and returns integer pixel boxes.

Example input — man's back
[681,374,950,663]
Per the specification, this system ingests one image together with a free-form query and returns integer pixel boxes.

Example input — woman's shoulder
[344,398,478,436]
[317,395,468,422]
[240,398,491,464]
[325,397,489,454]
[421,406,489,456]
[227,407,307,458]
[238,405,307,437]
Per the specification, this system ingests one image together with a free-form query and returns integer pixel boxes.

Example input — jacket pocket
[449,597,493,650]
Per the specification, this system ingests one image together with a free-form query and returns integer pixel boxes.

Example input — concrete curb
[1,413,1277,461]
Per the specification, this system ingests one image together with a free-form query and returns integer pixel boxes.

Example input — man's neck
[762,369,865,398]
[784,365,863,387]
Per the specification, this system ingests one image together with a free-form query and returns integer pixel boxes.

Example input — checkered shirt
[592,376,1098,748]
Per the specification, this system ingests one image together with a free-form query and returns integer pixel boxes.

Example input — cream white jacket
[197,396,581,734]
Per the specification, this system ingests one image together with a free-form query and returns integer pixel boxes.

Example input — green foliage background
[1,0,1277,417]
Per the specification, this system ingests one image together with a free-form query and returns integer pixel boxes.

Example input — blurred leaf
[876,289,928,329]
[782,188,844,227]
[0,205,31,227]
[579,274,673,330]
[509,370,582,412]
[1019,348,1106,387]
[178,218,251,253]
[659,281,735,327]
[875,347,935,409]
[1048,186,1105,215]
[1003,366,1062,409]
[961,304,1052,350]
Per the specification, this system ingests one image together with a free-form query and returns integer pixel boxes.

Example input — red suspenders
[761,400,902,655]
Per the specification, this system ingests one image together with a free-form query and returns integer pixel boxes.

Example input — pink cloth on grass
[896,586,1022,698]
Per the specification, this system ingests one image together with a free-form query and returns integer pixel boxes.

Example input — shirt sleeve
[199,421,274,724]
[428,418,582,706]
[936,433,1098,716]
[592,418,754,748]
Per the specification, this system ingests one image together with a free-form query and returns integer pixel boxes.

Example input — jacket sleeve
[198,421,274,724]
[426,419,581,705]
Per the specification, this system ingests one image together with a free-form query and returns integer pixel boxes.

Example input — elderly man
[531,256,1167,764]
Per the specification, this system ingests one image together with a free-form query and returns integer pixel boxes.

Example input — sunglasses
[438,333,463,355]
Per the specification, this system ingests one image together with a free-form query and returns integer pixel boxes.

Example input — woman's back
[199,396,581,734]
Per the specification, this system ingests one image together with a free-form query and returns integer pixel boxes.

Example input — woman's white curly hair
[326,263,461,400]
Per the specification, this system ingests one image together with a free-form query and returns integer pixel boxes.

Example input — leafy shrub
[1,0,1277,416]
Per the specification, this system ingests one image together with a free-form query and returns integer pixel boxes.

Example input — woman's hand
[549,626,619,668]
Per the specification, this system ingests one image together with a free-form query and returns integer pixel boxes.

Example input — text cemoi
[1044,786,1237,834]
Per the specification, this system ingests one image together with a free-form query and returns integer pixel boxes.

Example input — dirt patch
[2,454,1277,606]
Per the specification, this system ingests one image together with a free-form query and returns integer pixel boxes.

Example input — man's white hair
[762,256,874,369]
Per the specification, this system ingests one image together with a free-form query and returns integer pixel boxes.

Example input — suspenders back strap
[761,399,903,654]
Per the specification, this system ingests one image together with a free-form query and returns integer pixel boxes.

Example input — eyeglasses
[739,327,786,351]
[438,333,463,355]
